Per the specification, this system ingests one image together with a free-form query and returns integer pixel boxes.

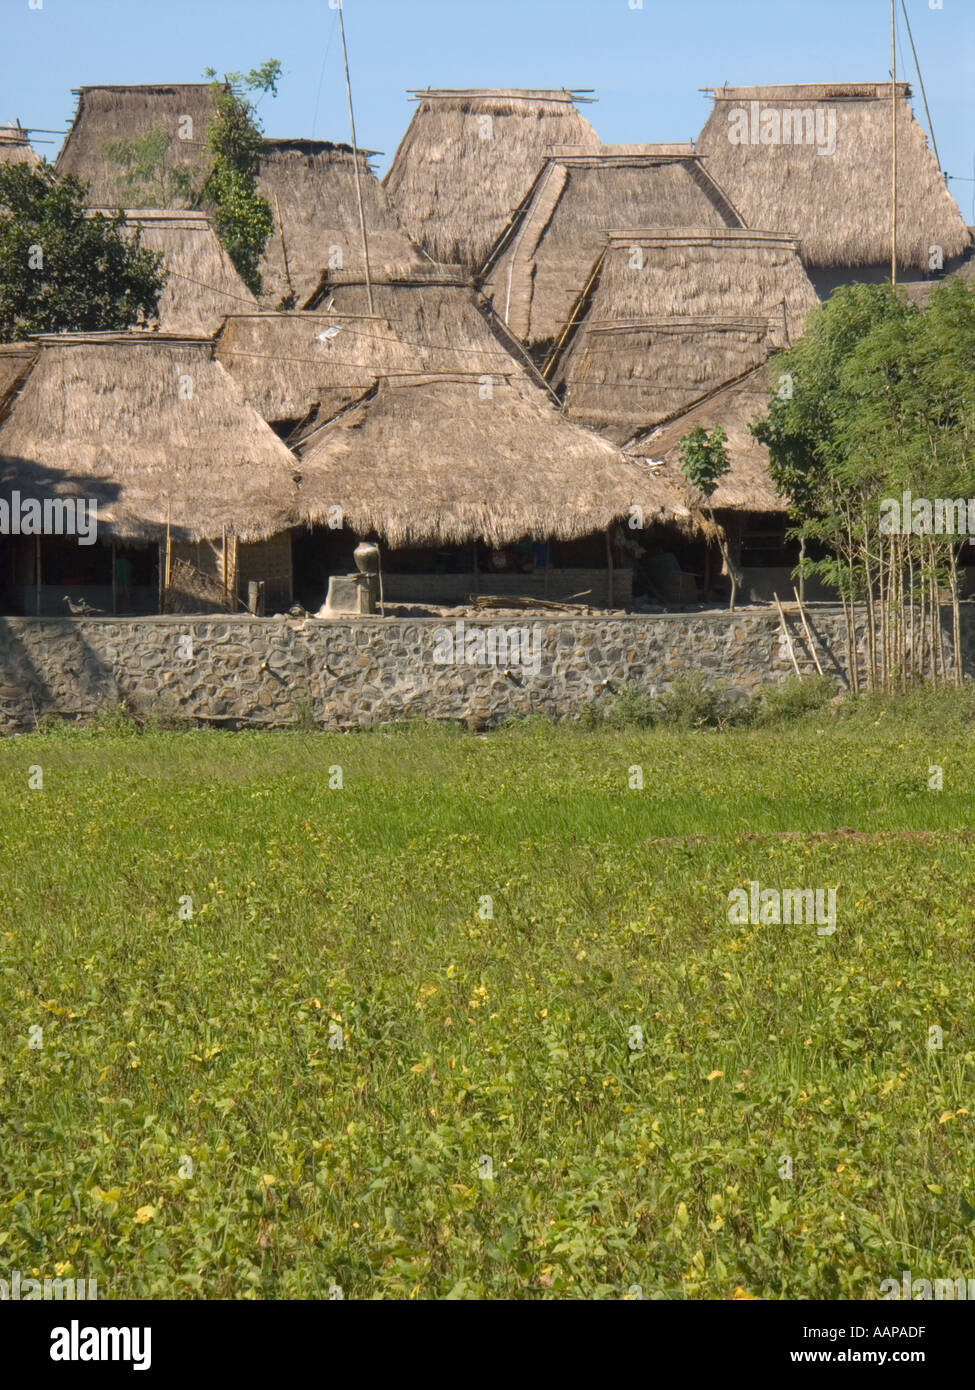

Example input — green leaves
[200,60,280,296]
[679,424,731,499]
[0,163,165,342]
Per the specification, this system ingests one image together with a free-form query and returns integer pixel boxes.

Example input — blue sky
[3,0,974,215]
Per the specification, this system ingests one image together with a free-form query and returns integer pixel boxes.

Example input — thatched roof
[56,84,218,207]
[108,210,256,335]
[0,343,37,409]
[480,149,744,353]
[0,334,296,541]
[295,372,692,546]
[256,139,428,308]
[384,89,601,270]
[0,124,40,167]
[551,230,819,441]
[625,367,786,514]
[696,83,971,270]
[218,269,538,426]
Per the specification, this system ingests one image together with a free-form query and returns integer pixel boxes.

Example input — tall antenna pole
[900,0,942,175]
[337,0,374,314]
[891,0,898,286]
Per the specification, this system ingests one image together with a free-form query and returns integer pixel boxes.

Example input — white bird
[317,325,342,344]
[63,595,101,616]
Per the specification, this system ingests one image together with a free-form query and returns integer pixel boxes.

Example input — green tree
[200,61,280,295]
[679,423,742,611]
[0,162,165,342]
[750,280,975,690]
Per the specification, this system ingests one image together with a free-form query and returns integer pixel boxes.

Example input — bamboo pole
[891,0,898,285]
[908,541,917,687]
[774,593,801,676]
[222,526,229,609]
[793,585,823,675]
[863,514,877,690]
[842,587,857,694]
[274,191,295,304]
[948,544,963,688]
[337,0,374,315]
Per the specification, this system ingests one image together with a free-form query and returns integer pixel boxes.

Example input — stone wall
[0,605,971,732]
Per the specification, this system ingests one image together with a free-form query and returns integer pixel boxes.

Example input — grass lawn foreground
[2,696,974,1299]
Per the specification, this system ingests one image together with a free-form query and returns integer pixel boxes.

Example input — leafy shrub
[753,675,836,725]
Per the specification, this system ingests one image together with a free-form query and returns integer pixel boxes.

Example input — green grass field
[2,698,974,1299]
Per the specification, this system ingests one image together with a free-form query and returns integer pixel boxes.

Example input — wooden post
[222,526,228,609]
[157,540,164,613]
[165,501,172,591]
[606,527,615,609]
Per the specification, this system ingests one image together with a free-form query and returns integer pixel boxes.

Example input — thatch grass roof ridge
[0,334,297,542]
[262,137,378,158]
[406,89,596,102]
[603,227,800,246]
[384,87,601,270]
[696,81,969,269]
[551,142,695,157]
[704,82,912,101]
[308,265,469,297]
[293,369,693,547]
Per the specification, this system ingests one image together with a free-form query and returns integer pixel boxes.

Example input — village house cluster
[0,81,970,619]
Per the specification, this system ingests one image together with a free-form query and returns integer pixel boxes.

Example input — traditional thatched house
[550,229,819,442]
[696,83,972,296]
[217,267,538,436]
[294,371,691,607]
[256,139,427,309]
[384,89,601,270]
[0,333,298,615]
[479,146,744,362]
[106,210,257,335]
[56,84,219,207]
[0,124,40,167]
